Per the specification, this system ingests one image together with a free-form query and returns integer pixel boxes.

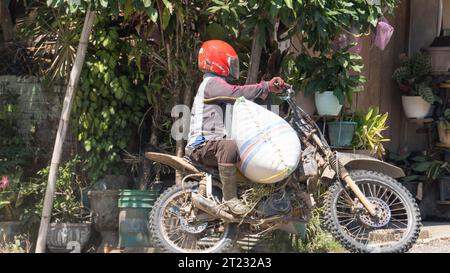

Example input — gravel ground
[409,238,450,253]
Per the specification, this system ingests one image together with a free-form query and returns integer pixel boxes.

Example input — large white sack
[231,97,301,183]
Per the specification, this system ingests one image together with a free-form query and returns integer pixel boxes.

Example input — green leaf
[161,9,171,30]
[100,0,109,8]
[147,7,159,23]
[284,0,293,9]
[143,0,153,8]
[84,140,92,152]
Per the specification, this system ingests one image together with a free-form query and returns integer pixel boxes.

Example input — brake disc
[358,197,391,228]
[179,218,209,234]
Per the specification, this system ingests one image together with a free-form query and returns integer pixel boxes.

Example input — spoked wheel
[148,181,237,253]
[324,170,421,253]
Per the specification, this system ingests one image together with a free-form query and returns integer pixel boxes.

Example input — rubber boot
[218,164,248,215]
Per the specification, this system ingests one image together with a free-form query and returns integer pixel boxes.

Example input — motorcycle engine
[257,191,291,217]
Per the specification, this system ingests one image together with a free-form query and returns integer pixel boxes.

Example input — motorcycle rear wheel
[148,181,238,253]
[323,170,421,253]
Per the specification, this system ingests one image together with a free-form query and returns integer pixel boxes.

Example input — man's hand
[268,77,286,93]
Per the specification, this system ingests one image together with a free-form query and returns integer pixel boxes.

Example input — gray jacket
[186,74,270,154]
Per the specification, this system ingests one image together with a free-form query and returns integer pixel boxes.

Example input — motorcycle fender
[321,152,405,180]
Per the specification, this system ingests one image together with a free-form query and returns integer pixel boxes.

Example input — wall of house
[355,0,429,153]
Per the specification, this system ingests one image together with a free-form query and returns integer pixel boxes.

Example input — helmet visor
[228,56,240,79]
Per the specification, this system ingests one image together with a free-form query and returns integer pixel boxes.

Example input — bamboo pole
[35,9,96,253]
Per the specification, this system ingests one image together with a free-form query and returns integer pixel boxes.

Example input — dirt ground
[409,238,450,253]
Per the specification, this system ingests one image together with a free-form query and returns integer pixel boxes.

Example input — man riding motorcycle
[185,40,287,215]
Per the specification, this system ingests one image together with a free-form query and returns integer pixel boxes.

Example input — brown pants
[190,139,239,168]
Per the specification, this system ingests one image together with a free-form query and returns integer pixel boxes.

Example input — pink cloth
[374,18,394,50]
[0,176,9,191]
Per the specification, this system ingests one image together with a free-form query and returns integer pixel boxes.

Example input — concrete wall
[0,75,74,172]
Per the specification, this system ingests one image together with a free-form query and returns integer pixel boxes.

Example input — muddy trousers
[190,139,247,215]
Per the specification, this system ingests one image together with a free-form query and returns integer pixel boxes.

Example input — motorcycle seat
[183,156,220,178]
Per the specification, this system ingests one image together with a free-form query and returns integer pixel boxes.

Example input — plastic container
[328,121,357,147]
[118,190,159,248]
[315,91,343,116]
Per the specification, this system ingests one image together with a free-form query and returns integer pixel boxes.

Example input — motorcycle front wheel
[323,170,421,253]
[148,181,238,253]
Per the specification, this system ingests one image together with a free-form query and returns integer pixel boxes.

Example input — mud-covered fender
[321,152,405,180]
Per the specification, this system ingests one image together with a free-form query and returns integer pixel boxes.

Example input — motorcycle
[145,85,421,253]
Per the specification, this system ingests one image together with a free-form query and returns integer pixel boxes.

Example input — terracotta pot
[47,223,91,253]
[401,96,431,119]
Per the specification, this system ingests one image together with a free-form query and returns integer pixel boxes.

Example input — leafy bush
[74,16,147,182]
[352,107,390,158]
[20,157,89,226]
[0,83,30,176]
[0,234,32,253]
[297,49,366,105]
[0,83,31,221]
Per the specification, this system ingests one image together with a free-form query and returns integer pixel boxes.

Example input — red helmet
[198,40,239,79]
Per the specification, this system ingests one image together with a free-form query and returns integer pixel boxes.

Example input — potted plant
[352,107,390,158]
[327,117,358,147]
[392,53,439,118]
[437,108,450,145]
[298,49,366,116]
[21,157,91,253]
[0,174,24,244]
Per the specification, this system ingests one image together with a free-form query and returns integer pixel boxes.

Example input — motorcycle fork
[342,174,376,216]
[311,134,377,216]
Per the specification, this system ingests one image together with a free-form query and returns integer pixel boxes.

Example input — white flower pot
[423,47,450,73]
[438,121,450,145]
[401,96,431,119]
[315,91,343,116]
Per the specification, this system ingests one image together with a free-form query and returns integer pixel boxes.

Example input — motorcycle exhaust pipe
[191,193,239,223]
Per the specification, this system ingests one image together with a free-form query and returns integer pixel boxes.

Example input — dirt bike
[145,85,421,253]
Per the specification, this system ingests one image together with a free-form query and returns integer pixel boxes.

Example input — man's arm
[203,77,270,103]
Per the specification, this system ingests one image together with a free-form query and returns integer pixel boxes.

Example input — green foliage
[392,53,439,104]
[74,16,146,181]
[0,172,24,221]
[296,49,366,104]
[293,208,345,253]
[0,83,31,222]
[409,153,449,181]
[209,0,399,52]
[0,83,31,176]
[387,150,450,182]
[20,156,89,226]
[438,108,450,129]
[0,234,32,253]
[352,107,389,158]
[17,4,83,83]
